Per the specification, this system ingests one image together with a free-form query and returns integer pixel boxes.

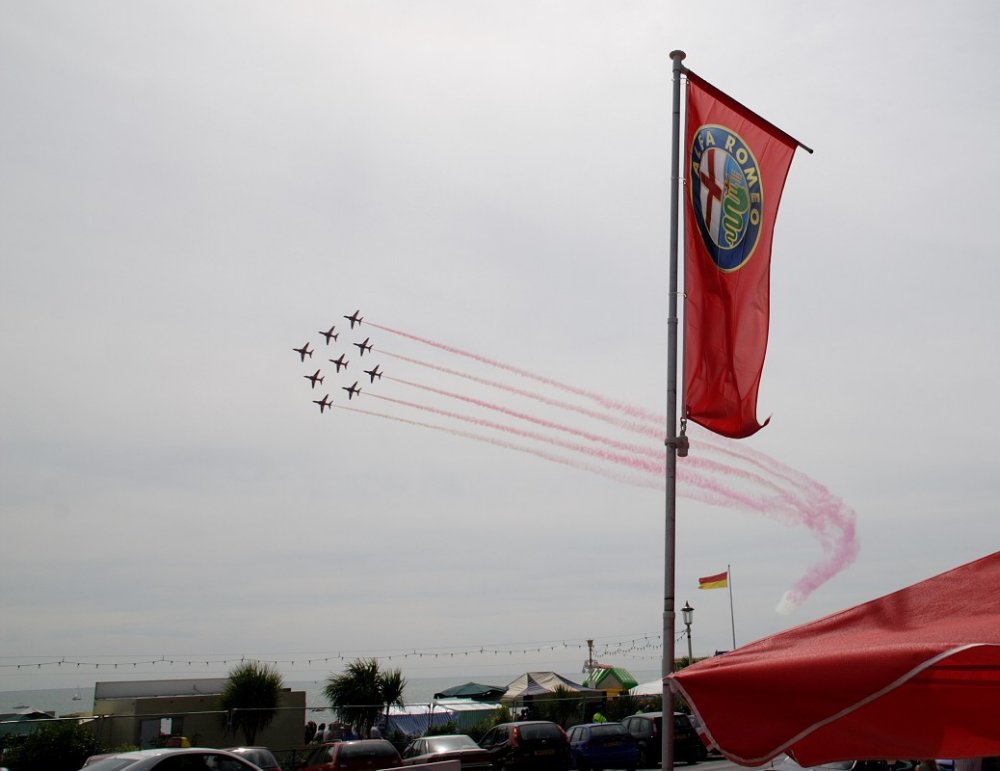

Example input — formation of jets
[294,310,385,412]
[342,381,361,400]
[304,369,324,389]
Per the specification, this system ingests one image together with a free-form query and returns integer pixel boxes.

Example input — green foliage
[220,659,285,745]
[323,658,407,738]
[605,692,640,721]
[1,721,102,771]
[536,686,584,728]
[453,705,511,743]
[426,720,458,736]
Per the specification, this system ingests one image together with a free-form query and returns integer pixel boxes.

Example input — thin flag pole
[662,48,687,771]
[728,564,736,649]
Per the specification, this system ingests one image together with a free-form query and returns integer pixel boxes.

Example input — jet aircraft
[364,365,383,383]
[342,381,361,400]
[329,353,349,372]
[319,325,339,344]
[354,337,372,356]
[293,343,313,361]
[344,309,363,329]
[304,369,325,389]
[312,394,333,413]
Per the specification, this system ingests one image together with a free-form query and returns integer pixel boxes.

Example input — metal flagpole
[728,564,736,649]
[662,48,687,771]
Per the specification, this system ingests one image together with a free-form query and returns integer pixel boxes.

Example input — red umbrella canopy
[668,551,1000,766]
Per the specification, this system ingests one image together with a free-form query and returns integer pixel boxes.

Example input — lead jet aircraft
[312,394,333,413]
[319,325,339,344]
[364,365,383,383]
[342,381,361,400]
[353,337,373,356]
[293,343,313,361]
[344,309,363,329]
[329,353,349,372]
[304,369,325,389]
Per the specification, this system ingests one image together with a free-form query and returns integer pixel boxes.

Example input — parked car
[402,734,492,771]
[225,747,281,771]
[772,759,915,771]
[298,739,402,771]
[478,721,571,771]
[567,722,639,771]
[77,747,266,771]
[619,712,702,767]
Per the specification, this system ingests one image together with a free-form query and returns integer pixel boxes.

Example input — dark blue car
[567,722,638,771]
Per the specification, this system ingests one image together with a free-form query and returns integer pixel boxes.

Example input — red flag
[683,72,799,438]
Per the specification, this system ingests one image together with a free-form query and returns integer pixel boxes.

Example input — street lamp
[681,601,694,665]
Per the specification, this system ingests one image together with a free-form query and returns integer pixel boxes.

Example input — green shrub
[2,721,103,771]
[426,721,458,736]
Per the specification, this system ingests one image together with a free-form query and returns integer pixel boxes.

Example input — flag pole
[662,48,687,771]
[728,564,736,649]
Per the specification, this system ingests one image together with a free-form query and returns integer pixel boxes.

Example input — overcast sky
[2,1,999,695]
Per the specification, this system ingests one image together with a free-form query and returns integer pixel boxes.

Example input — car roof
[103,748,237,758]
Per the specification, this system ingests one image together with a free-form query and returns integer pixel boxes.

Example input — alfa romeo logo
[689,124,764,272]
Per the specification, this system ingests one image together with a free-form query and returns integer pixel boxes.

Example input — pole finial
[670,50,686,62]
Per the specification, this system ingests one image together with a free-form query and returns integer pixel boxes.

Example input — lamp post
[681,601,694,665]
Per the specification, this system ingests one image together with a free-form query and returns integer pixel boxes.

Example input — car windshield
[427,736,478,751]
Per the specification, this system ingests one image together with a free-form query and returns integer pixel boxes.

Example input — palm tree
[219,660,285,745]
[323,658,407,738]
[378,667,407,729]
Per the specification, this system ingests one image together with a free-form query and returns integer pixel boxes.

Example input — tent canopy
[433,682,506,700]
[669,551,1000,767]
[502,672,603,701]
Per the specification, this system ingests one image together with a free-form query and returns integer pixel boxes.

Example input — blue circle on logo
[689,125,764,272]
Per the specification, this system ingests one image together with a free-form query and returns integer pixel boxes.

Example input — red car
[226,746,282,771]
[299,740,402,771]
[402,735,492,771]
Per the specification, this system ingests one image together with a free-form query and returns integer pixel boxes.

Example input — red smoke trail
[380,349,664,442]
[367,321,663,424]
[363,393,832,527]
[344,320,859,610]
[336,405,660,490]
[385,375,663,461]
[368,393,664,476]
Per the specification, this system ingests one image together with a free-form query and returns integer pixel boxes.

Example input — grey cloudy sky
[2,1,998,693]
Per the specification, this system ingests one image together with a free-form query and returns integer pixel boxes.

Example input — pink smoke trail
[336,405,660,490]
[339,319,860,609]
[368,392,664,476]
[380,349,664,441]
[367,321,663,424]
[385,375,663,460]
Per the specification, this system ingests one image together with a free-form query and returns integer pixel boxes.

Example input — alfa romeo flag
[683,71,803,439]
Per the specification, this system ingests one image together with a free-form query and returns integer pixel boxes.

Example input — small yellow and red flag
[698,571,728,590]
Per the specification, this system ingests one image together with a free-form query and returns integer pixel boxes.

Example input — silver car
[79,747,264,771]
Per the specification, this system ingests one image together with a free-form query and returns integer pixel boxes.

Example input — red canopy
[668,551,1000,766]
